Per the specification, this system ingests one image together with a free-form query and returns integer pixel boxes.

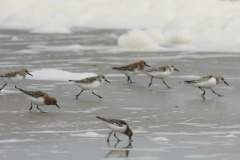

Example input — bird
[0,69,33,92]
[96,116,133,142]
[112,61,150,83]
[143,64,179,88]
[184,75,229,97]
[15,86,60,113]
[69,75,110,99]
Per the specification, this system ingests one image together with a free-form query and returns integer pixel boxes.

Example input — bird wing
[113,63,138,71]
[20,90,46,98]
[72,76,98,84]
[0,71,18,77]
[97,116,127,127]
[185,75,213,83]
[146,66,166,72]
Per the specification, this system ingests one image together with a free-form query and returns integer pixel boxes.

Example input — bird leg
[211,89,223,96]
[29,103,33,112]
[37,106,47,113]
[162,79,171,88]
[114,141,120,148]
[148,76,154,87]
[92,90,102,98]
[107,131,113,142]
[125,74,130,82]
[114,132,121,142]
[76,89,84,99]
[199,87,206,97]
[128,76,135,84]
[0,83,7,91]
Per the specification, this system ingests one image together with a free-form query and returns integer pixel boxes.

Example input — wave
[27,69,97,81]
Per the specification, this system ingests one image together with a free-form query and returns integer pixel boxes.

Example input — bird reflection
[104,141,132,158]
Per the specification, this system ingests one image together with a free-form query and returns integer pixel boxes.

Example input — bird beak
[146,64,151,67]
[56,104,60,109]
[224,81,229,86]
[174,68,179,72]
[105,79,110,83]
[28,72,33,76]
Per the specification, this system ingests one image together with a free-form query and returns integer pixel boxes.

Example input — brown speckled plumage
[113,61,147,71]
[20,89,47,98]
[185,75,214,83]
[0,69,29,78]
[70,75,104,84]
[97,116,127,127]
[145,64,174,72]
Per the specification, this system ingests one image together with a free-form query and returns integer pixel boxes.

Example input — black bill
[28,72,33,76]
[146,64,151,67]
[174,68,179,72]
[224,81,229,86]
[56,104,60,109]
[105,79,111,83]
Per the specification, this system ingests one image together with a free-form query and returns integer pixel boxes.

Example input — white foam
[69,132,106,138]
[28,45,114,52]
[27,69,96,81]
[15,49,39,54]
[213,134,238,138]
[151,137,170,142]
[0,139,34,143]
[122,108,143,111]
[184,155,217,158]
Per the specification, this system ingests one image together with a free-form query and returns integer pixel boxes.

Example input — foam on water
[69,132,106,138]
[1,0,240,51]
[27,69,96,81]
[0,139,34,144]
[151,137,170,142]
[28,45,114,52]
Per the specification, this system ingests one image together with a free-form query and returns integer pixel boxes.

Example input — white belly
[104,122,127,133]
[190,77,217,89]
[1,74,24,84]
[28,96,45,106]
[75,80,103,90]
[144,71,172,79]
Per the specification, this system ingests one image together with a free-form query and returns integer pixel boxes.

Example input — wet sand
[0,29,240,160]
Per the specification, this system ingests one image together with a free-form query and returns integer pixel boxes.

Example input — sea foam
[27,69,96,81]
[1,0,240,51]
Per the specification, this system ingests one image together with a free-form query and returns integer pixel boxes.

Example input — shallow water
[0,29,240,159]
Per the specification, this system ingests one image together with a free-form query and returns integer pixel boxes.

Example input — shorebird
[15,86,60,113]
[96,116,133,142]
[0,69,33,92]
[112,61,150,83]
[69,75,110,99]
[184,75,229,97]
[143,64,179,88]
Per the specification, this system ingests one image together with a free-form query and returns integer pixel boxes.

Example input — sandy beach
[0,29,240,160]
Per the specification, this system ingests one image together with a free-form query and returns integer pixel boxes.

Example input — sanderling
[112,61,150,83]
[184,75,229,97]
[0,69,33,92]
[15,86,60,113]
[143,64,179,88]
[96,116,133,142]
[69,75,110,99]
